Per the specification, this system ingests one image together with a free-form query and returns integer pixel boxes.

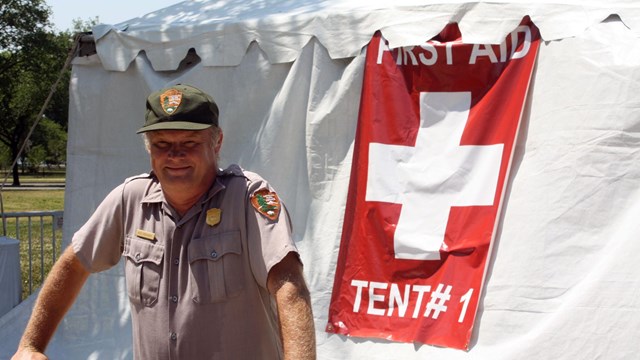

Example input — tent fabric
[93,1,640,70]
[2,1,640,359]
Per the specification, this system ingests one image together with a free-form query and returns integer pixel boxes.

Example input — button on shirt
[71,165,298,360]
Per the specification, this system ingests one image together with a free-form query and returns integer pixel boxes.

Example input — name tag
[135,229,155,241]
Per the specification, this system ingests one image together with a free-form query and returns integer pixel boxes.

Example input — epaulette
[218,164,245,177]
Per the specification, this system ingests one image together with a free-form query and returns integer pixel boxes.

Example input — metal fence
[1,211,64,296]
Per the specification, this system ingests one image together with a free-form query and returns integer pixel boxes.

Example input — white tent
[2,0,640,358]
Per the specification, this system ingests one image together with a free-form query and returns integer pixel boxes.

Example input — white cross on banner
[327,19,540,350]
[367,92,504,260]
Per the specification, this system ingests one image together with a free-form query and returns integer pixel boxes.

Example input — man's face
[147,129,221,196]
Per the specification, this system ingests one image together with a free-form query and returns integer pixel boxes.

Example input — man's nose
[168,144,185,157]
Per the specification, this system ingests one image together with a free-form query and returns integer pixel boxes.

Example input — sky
[46,0,184,31]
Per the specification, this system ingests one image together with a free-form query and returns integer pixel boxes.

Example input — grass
[1,190,64,300]
[0,169,66,186]
[1,190,65,212]
[12,177,66,184]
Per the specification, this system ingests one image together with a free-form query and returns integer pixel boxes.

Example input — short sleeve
[72,183,125,272]
[244,172,299,288]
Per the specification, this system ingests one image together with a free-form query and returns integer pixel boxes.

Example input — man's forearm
[17,246,90,354]
[276,280,316,360]
[268,252,316,360]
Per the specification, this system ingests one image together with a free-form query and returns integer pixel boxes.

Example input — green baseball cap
[137,84,219,133]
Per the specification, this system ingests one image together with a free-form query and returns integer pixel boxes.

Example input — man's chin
[158,174,194,186]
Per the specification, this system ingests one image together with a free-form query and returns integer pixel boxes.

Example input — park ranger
[12,84,316,360]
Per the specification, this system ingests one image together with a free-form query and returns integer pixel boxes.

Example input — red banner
[327,19,540,350]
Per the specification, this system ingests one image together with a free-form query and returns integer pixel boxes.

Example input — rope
[1,33,82,237]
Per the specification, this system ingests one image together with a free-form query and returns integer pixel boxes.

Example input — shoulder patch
[251,189,281,221]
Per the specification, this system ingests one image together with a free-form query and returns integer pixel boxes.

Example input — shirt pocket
[123,236,164,307]
[188,230,244,303]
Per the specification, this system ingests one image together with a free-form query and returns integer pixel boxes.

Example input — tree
[72,16,99,33]
[25,144,46,172]
[0,0,72,186]
[0,142,10,170]
[31,117,67,166]
[0,0,50,57]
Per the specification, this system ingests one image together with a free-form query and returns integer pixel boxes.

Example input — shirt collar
[140,172,163,204]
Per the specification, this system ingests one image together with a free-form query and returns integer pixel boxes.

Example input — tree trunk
[10,143,21,187]
[11,161,20,186]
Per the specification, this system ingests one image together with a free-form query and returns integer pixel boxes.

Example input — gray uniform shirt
[71,165,298,359]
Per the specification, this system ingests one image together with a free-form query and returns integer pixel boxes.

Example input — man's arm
[12,246,90,360]
[267,252,316,360]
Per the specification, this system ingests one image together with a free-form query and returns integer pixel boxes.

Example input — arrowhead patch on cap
[160,89,183,114]
[251,189,281,221]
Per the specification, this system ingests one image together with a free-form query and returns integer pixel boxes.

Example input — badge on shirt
[206,208,222,226]
[135,229,156,241]
[251,189,281,221]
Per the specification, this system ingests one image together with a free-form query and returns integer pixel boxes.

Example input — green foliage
[0,0,50,54]
[31,117,67,165]
[0,0,72,185]
[72,16,100,32]
[0,142,10,168]
[25,144,46,171]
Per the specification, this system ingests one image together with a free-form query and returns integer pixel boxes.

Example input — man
[12,84,316,359]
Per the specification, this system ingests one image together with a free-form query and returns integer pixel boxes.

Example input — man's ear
[214,130,224,153]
